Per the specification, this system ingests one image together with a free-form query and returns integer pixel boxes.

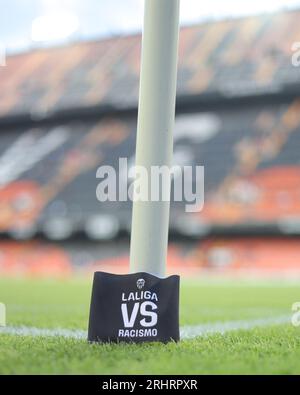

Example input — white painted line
[0,326,86,339]
[0,315,290,341]
[180,315,290,339]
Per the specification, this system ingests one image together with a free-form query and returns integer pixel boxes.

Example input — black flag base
[88,271,180,343]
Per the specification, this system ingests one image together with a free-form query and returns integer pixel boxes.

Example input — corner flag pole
[130,0,180,277]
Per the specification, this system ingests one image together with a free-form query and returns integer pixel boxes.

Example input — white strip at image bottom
[0,315,290,340]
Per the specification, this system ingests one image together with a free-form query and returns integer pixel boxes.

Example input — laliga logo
[118,278,158,337]
[136,279,145,290]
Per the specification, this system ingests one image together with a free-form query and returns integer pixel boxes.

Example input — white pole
[129,0,180,277]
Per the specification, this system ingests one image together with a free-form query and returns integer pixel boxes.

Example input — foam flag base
[88,271,180,343]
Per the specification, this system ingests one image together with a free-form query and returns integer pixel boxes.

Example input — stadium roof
[0,9,300,122]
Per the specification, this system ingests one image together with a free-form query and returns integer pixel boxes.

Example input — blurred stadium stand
[1,9,300,276]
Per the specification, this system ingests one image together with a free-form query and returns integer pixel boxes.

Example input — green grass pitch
[0,277,300,374]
